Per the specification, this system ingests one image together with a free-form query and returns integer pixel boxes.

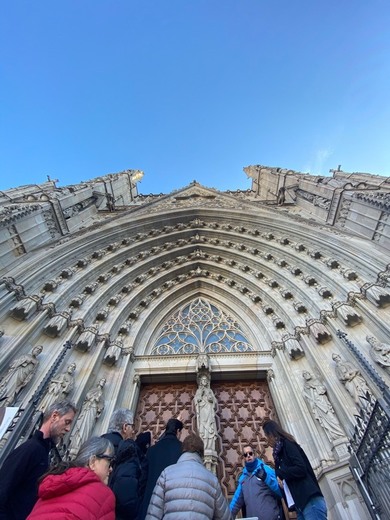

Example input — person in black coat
[263,420,327,520]
[109,437,145,520]
[0,400,76,520]
[101,408,135,455]
[138,418,183,520]
[135,431,151,500]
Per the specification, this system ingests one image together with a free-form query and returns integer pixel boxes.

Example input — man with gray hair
[101,408,135,454]
[0,399,77,520]
[103,408,149,519]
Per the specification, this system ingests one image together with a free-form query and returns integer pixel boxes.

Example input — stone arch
[150,296,254,355]
[132,283,273,356]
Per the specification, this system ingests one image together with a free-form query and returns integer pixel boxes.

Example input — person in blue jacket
[230,445,284,520]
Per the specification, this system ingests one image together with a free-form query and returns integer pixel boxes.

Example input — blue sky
[1,1,389,195]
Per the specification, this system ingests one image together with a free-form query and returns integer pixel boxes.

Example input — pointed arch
[151,297,253,355]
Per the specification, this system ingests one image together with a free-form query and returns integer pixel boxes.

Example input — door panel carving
[135,379,277,498]
[134,382,196,442]
[213,380,278,497]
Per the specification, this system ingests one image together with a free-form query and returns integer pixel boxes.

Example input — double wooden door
[134,379,277,496]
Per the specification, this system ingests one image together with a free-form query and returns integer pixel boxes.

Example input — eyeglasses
[243,451,254,458]
[97,454,116,466]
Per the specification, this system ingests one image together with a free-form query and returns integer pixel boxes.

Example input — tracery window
[151,297,253,355]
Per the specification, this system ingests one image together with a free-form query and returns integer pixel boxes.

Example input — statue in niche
[302,370,344,443]
[194,371,217,452]
[0,345,43,406]
[277,186,286,205]
[332,353,371,409]
[69,378,106,458]
[38,363,76,411]
[367,335,390,371]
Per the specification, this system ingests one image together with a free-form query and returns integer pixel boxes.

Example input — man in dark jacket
[0,400,76,520]
[101,408,135,454]
[139,418,183,520]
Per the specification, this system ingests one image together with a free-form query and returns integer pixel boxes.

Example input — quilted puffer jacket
[27,466,115,520]
[145,451,232,520]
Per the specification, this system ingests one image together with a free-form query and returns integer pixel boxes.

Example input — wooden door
[134,379,278,497]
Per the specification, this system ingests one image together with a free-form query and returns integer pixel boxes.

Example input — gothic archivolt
[1,175,389,519]
[2,211,389,354]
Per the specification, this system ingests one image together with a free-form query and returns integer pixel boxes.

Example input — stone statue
[69,378,106,458]
[302,370,344,442]
[0,346,43,406]
[38,363,76,411]
[277,186,286,205]
[194,372,217,451]
[332,353,371,409]
[367,335,390,371]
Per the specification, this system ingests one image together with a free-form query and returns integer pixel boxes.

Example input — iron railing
[337,331,390,520]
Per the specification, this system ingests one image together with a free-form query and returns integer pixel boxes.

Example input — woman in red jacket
[27,436,116,520]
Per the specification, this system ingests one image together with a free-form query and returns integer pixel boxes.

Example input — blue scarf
[245,459,258,473]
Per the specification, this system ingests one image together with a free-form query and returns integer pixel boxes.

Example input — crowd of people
[0,400,327,520]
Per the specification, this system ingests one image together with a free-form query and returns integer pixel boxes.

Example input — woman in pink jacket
[27,436,116,520]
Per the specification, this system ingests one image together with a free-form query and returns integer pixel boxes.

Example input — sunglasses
[243,451,254,458]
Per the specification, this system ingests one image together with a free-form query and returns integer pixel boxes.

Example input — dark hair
[136,431,151,454]
[165,418,183,435]
[182,433,204,458]
[263,420,296,443]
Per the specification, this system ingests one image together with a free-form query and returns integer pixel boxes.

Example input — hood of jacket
[38,466,102,499]
[116,438,138,464]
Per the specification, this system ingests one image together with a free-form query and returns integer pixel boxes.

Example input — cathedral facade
[1,166,389,519]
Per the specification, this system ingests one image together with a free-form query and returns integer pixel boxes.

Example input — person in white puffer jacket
[145,433,232,520]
